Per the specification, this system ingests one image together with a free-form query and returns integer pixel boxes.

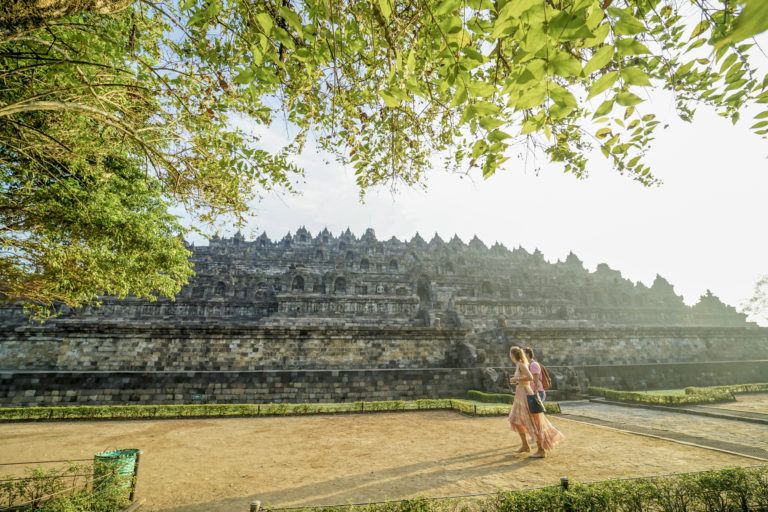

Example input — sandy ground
[0,412,755,512]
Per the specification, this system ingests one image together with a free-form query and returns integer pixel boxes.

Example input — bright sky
[187,39,768,325]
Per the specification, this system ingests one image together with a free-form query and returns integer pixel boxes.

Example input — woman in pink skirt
[508,346,564,458]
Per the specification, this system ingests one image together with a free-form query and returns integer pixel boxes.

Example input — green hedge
[684,382,768,395]
[281,466,768,512]
[467,390,514,404]
[0,398,555,422]
[467,391,561,414]
[588,386,735,406]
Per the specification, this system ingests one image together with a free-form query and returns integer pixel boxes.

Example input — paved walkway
[560,401,768,461]
[685,404,768,423]
[708,393,768,415]
[591,398,768,425]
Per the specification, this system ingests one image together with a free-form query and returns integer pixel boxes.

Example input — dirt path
[0,411,755,512]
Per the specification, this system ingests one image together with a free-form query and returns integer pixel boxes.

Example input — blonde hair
[509,346,528,364]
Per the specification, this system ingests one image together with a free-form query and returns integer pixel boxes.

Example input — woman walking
[508,346,564,458]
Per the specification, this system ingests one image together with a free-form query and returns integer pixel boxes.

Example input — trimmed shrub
[0,398,561,422]
[684,382,768,395]
[467,390,514,404]
[588,386,735,406]
[466,391,561,414]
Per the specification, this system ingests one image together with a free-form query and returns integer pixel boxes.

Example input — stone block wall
[2,360,767,407]
[0,369,483,406]
[3,324,767,373]
[0,325,466,371]
[579,360,768,390]
[475,327,768,366]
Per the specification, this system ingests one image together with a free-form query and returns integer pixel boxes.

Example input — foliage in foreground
[589,386,736,405]
[2,0,768,314]
[0,398,560,422]
[278,466,768,512]
[0,464,129,512]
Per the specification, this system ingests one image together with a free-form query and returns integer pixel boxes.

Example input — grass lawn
[631,389,686,396]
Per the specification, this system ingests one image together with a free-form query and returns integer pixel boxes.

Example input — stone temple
[1,228,767,406]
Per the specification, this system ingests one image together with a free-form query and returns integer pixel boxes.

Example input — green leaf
[548,11,594,41]
[490,15,516,38]
[717,0,768,47]
[378,0,393,20]
[434,0,462,16]
[587,71,619,99]
[583,23,610,48]
[608,7,646,36]
[621,66,652,87]
[690,20,709,40]
[586,4,605,30]
[583,45,614,75]
[473,101,501,115]
[520,118,539,134]
[596,127,612,139]
[550,84,577,108]
[406,49,416,74]
[488,129,512,141]
[467,80,495,98]
[234,67,254,84]
[293,48,312,62]
[514,84,547,109]
[380,89,401,107]
[594,99,615,117]
[255,12,273,34]
[617,38,650,57]
[549,51,582,77]
[522,26,547,54]
[278,6,303,36]
[616,91,644,106]
[480,117,505,130]
[497,0,539,20]
[450,84,468,107]
[273,27,295,50]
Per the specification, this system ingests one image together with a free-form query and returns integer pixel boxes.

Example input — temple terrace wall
[0,326,467,371]
[2,361,767,407]
[1,325,767,372]
[475,326,768,366]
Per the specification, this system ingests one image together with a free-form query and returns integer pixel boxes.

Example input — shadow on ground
[159,446,532,512]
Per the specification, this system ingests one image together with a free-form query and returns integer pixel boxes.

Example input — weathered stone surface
[1,361,766,406]
[0,229,750,329]
[0,229,765,407]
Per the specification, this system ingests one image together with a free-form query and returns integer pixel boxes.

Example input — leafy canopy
[181,0,768,183]
[1,0,767,315]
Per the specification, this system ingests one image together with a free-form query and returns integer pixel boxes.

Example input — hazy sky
[187,44,768,324]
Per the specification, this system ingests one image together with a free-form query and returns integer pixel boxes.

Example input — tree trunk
[1,0,134,40]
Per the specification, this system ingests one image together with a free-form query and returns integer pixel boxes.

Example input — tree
[1,155,194,317]
[744,275,768,325]
[1,1,299,315]
[1,0,768,315]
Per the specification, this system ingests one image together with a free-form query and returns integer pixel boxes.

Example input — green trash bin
[93,449,141,499]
